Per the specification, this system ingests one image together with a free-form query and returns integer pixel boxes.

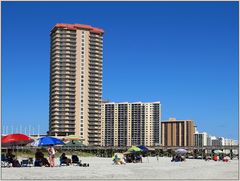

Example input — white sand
[1,157,239,180]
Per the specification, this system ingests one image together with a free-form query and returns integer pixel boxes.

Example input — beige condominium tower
[49,24,103,146]
[101,102,161,147]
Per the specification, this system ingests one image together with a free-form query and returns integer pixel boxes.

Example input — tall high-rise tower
[49,24,104,146]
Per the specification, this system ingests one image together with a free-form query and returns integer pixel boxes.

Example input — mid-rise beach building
[101,102,161,147]
[161,118,195,147]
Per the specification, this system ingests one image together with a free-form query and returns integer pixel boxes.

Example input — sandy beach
[1,157,239,180]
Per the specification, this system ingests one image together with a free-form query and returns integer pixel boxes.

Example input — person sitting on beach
[6,150,21,167]
[223,156,229,162]
[6,150,15,164]
[213,155,218,161]
[60,153,71,166]
[35,149,50,167]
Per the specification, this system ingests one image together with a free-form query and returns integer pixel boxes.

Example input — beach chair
[1,154,10,167]
[21,158,33,167]
[71,155,81,166]
[71,155,89,167]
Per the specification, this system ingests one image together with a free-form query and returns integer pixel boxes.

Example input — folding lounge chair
[72,155,89,167]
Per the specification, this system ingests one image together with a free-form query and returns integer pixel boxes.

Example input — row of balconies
[51,108,75,112]
[51,75,75,81]
[52,71,76,76]
[89,42,103,48]
[51,42,76,49]
[51,48,76,55]
[90,34,103,38]
[88,126,101,130]
[51,116,75,120]
[50,111,75,116]
[51,83,75,89]
[88,81,102,86]
[51,59,75,65]
[51,54,76,60]
[55,30,76,35]
[51,125,75,129]
[89,50,103,55]
[89,47,103,52]
[89,66,102,71]
[51,33,76,40]
[51,88,75,93]
[51,100,75,105]
[51,95,75,101]
[89,54,102,59]
[51,104,75,109]
[52,91,75,96]
[51,62,76,69]
[51,50,76,57]
[52,66,75,71]
[51,35,76,42]
[89,38,102,44]
[51,37,76,44]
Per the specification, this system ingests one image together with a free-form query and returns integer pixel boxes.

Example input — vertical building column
[184,121,187,147]
[101,103,105,146]
[114,104,118,146]
[161,123,164,146]
[127,104,132,146]
[179,123,182,146]
[144,104,149,146]
[75,30,82,137]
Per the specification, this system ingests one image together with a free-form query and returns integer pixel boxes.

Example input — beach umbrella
[31,136,64,147]
[175,148,188,155]
[62,140,86,148]
[137,145,148,152]
[128,146,142,152]
[1,133,33,147]
[63,135,81,141]
[214,150,223,154]
[123,151,131,155]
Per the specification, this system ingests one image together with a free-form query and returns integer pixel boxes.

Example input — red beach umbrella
[1,133,33,147]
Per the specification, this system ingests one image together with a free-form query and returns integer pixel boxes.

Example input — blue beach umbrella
[137,145,149,152]
[31,136,64,147]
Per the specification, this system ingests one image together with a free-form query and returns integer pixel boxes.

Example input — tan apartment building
[49,24,104,146]
[101,102,161,147]
[161,118,195,147]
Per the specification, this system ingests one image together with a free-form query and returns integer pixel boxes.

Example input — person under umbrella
[47,145,56,167]
[1,133,33,167]
[32,136,64,167]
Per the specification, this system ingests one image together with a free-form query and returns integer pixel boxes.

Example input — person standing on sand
[48,145,56,167]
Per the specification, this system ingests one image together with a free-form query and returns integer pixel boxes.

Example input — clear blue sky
[2,2,238,139]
